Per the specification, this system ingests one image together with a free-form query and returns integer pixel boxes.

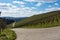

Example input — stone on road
[12,26,60,40]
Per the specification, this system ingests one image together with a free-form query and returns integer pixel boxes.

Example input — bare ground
[12,26,60,40]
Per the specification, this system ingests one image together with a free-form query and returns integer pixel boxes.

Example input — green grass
[21,21,60,28]
[0,28,16,40]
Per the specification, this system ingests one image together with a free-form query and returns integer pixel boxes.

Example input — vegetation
[7,10,60,28]
[0,18,16,40]
[0,28,16,40]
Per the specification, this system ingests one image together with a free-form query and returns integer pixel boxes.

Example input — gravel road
[12,26,60,40]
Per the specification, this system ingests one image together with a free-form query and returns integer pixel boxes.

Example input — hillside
[7,10,60,28]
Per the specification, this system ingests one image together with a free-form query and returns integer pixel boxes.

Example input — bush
[0,29,16,40]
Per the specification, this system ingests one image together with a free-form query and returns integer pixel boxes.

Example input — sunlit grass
[0,28,16,40]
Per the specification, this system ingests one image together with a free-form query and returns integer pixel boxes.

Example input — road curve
[12,26,60,40]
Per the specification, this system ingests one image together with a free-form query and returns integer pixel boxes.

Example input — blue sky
[0,0,60,17]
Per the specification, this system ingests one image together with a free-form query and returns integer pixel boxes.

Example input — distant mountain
[7,10,60,28]
[1,17,27,21]
[0,17,27,25]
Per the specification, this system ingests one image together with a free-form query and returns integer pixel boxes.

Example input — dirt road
[12,27,60,40]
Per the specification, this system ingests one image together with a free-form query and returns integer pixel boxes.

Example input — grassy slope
[7,10,60,28]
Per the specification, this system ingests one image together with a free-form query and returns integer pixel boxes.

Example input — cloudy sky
[0,0,60,17]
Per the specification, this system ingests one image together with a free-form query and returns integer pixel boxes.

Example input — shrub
[0,29,16,40]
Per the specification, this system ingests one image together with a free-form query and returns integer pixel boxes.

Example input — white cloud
[0,3,11,5]
[31,7,36,9]
[37,0,57,2]
[13,1,25,4]
[24,0,57,2]
[13,1,25,7]
[0,3,21,17]
[24,0,35,2]
[44,7,60,12]
[0,3,39,17]
[36,2,42,6]
[54,3,59,6]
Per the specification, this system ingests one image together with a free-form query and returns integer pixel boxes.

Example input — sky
[0,0,60,17]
